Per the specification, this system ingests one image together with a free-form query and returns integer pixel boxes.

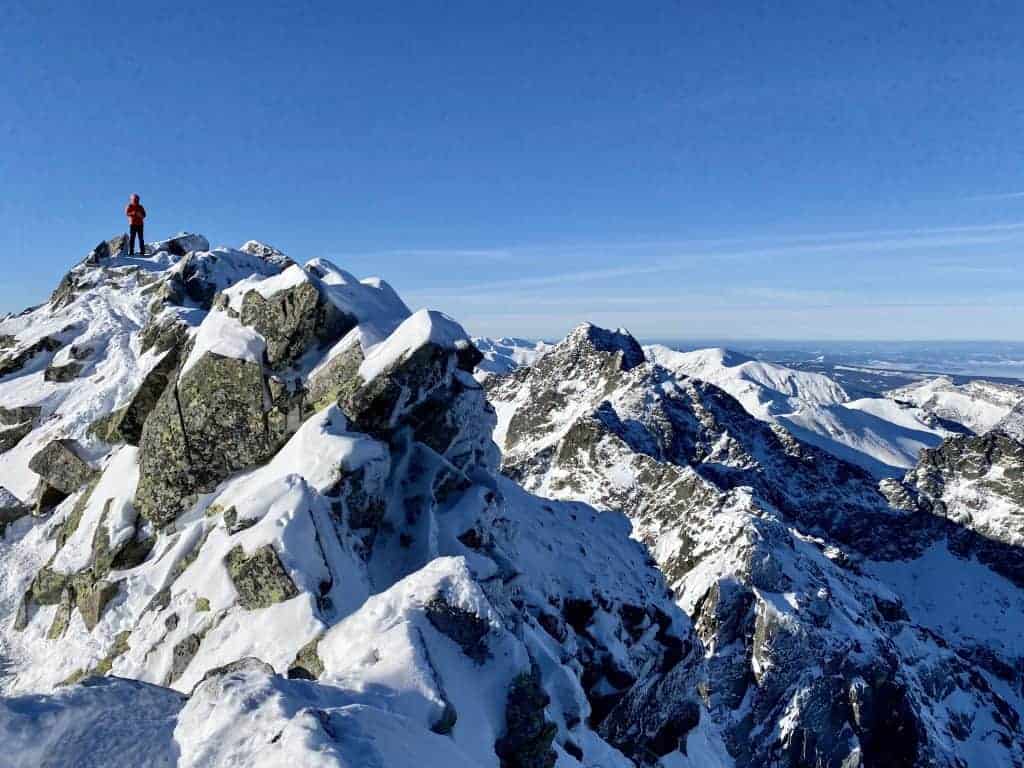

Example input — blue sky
[2,1,1024,340]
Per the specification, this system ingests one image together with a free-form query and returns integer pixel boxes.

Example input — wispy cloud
[450,225,1024,292]
[327,219,1024,268]
[965,192,1024,202]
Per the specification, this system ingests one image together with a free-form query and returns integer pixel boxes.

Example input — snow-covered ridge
[646,345,851,417]
[646,343,955,477]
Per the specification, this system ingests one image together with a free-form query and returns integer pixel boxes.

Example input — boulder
[339,311,481,437]
[86,234,128,265]
[151,233,210,257]
[43,361,84,383]
[225,544,299,610]
[170,246,281,309]
[74,578,119,631]
[0,421,34,454]
[176,353,280,488]
[28,439,97,495]
[0,486,28,532]
[138,316,188,355]
[133,372,195,528]
[93,346,181,445]
[0,405,41,426]
[135,343,296,527]
[236,267,343,369]
[170,634,202,684]
[425,596,490,663]
[0,405,40,454]
[287,638,325,680]
[239,240,293,268]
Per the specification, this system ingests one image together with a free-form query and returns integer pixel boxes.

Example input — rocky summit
[0,237,1021,768]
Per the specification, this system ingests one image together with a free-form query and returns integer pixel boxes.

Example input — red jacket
[126,203,146,227]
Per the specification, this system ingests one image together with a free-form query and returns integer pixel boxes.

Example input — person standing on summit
[125,193,147,256]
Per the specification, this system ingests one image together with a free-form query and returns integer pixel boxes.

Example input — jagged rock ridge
[487,323,1024,768]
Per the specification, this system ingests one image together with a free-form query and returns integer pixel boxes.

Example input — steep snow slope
[0,237,730,767]
[888,376,1024,434]
[647,344,952,478]
[487,323,1024,768]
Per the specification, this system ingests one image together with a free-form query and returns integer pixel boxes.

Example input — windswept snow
[306,258,410,345]
[359,309,471,382]
[180,310,266,377]
[220,263,311,312]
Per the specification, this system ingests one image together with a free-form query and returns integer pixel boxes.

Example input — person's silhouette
[125,194,147,256]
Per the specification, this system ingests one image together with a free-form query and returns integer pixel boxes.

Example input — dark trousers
[129,224,144,255]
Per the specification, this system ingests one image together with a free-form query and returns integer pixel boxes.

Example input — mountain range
[0,234,1021,767]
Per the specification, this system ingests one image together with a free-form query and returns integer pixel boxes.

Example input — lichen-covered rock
[135,349,293,527]
[494,669,557,768]
[239,240,293,267]
[74,578,119,631]
[47,588,73,639]
[28,566,69,606]
[342,343,456,437]
[237,273,340,369]
[0,405,39,454]
[0,405,41,427]
[306,336,364,413]
[176,353,280,485]
[138,315,188,355]
[134,375,193,527]
[225,544,298,610]
[28,439,97,495]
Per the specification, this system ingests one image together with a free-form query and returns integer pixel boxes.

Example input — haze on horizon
[3,1,1023,341]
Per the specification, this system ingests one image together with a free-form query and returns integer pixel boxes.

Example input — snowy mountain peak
[563,323,646,371]
[0,237,731,767]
